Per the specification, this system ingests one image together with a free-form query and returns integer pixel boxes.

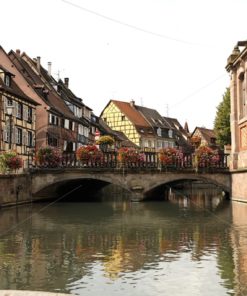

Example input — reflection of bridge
[31,166,231,202]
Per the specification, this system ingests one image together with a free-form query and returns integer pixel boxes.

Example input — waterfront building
[165,117,192,152]
[100,99,177,150]
[0,64,37,163]
[8,49,91,151]
[226,40,247,201]
[190,127,218,149]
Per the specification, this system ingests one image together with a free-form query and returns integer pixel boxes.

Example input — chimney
[16,49,21,56]
[64,77,69,88]
[130,99,135,107]
[37,56,41,72]
[48,62,52,76]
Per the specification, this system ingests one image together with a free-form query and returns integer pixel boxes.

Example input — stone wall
[231,170,247,202]
[0,174,32,207]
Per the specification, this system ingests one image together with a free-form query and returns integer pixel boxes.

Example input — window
[48,135,58,147]
[78,124,84,135]
[27,107,32,123]
[157,127,162,137]
[27,131,33,147]
[239,71,246,118]
[64,119,69,129]
[7,98,13,106]
[168,129,173,138]
[5,75,10,87]
[121,115,125,121]
[49,114,59,125]
[17,102,23,119]
[16,128,22,145]
[69,121,75,130]
[61,118,65,128]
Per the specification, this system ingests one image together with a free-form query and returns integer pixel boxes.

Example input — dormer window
[5,74,10,87]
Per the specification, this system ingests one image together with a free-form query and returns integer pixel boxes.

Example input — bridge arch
[143,174,231,201]
[31,169,231,202]
[31,170,132,201]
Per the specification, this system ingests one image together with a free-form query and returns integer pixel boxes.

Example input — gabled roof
[165,117,190,139]
[109,100,150,128]
[165,117,192,151]
[0,77,38,106]
[191,127,216,143]
[0,63,38,106]
[9,50,80,121]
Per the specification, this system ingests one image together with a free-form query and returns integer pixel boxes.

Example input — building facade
[226,41,247,201]
[100,100,177,150]
[0,64,37,164]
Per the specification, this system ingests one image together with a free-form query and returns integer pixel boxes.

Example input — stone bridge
[30,168,231,202]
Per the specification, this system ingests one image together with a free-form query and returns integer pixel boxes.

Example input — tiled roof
[111,100,150,128]
[0,73,38,106]
[192,127,216,143]
[165,117,192,152]
[9,51,80,121]
[136,105,172,129]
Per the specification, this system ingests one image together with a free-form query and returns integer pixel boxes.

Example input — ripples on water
[0,187,246,295]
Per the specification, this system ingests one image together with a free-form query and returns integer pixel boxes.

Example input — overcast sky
[1,0,247,131]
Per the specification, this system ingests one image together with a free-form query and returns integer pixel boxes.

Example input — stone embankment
[0,291,74,296]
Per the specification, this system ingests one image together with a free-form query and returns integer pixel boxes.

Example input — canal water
[0,186,247,296]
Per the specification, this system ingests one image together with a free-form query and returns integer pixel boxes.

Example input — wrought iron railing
[29,151,230,172]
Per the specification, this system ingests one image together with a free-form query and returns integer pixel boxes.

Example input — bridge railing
[30,151,229,172]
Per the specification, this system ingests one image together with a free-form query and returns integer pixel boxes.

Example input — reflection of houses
[226,41,247,201]
[100,99,177,150]
[190,127,217,148]
[0,56,37,162]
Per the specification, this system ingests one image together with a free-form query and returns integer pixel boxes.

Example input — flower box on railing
[0,151,23,174]
[36,146,62,168]
[76,145,103,166]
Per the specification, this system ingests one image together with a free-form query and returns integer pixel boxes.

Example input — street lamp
[6,106,14,150]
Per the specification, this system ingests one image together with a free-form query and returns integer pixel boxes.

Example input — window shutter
[14,127,18,144]
[3,96,7,113]
[22,130,27,146]
[72,122,75,131]
[32,109,35,124]
[23,105,28,121]
[63,140,67,151]
[3,125,7,142]
[32,133,35,148]
[49,113,52,124]
[12,100,17,117]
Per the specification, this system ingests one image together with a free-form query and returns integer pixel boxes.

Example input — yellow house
[100,100,176,149]
[0,65,37,166]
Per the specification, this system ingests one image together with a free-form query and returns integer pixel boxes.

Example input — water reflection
[0,188,245,295]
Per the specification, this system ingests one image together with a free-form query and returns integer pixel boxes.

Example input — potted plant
[0,151,23,173]
[194,145,219,169]
[76,145,102,165]
[117,147,144,166]
[96,135,115,152]
[36,146,62,168]
[158,147,179,167]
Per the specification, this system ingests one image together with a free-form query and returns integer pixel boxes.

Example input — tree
[214,88,231,148]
